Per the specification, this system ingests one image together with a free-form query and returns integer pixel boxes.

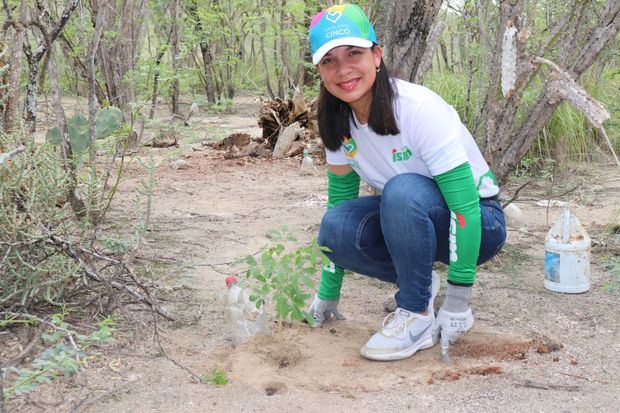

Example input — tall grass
[423,66,619,168]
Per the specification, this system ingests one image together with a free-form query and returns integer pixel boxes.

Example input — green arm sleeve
[317,169,360,300]
[434,162,481,286]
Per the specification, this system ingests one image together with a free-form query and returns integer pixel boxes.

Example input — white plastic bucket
[544,207,590,293]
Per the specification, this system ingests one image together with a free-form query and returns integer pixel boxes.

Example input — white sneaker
[383,270,440,313]
[360,308,434,361]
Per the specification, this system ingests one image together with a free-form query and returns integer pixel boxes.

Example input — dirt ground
[6,95,620,412]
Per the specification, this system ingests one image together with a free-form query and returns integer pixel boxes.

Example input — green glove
[317,169,360,300]
[434,162,481,285]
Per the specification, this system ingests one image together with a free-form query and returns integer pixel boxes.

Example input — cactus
[45,107,122,153]
[95,107,123,138]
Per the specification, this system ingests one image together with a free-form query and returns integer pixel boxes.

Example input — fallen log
[272,122,302,158]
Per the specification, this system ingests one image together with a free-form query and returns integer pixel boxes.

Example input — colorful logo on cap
[309,4,378,65]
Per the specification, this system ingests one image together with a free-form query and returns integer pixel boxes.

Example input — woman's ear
[315,64,324,80]
[372,45,383,68]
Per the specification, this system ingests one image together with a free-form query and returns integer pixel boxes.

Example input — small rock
[170,159,189,170]
[537,335,563,354]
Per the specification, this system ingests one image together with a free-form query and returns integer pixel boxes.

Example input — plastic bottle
[300,149,316,175]
[503,203,525,229]
[544,205,591,293]
[224,276,269,347]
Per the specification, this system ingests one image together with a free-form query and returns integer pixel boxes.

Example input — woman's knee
[382,173,441,213]
[318,207,348,257]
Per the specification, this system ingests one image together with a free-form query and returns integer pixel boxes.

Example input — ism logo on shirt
[391,147,412,162]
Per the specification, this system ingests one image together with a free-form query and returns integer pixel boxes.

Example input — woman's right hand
[307,295,345,327]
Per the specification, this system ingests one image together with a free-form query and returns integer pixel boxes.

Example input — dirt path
[13,96,619,412]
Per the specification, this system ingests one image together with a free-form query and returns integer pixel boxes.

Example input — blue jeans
[318,173,506,313]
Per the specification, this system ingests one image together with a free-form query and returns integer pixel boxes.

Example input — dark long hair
[317,53,399,152]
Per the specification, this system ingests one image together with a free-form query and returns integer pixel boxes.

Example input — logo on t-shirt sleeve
[343,137,359,158]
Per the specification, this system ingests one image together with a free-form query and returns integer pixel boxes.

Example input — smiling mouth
[337,78,360,91]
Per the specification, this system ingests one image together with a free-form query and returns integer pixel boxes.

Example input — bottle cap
[225,276,238,286]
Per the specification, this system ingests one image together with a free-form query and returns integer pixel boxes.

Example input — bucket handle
[561,204,570,244]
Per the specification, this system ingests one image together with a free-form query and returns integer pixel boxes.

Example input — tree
[1,0,27,133]
[481,0,619,182]
[381,0,619,183]
[20,0,77,133]
[170,0,180,115]
[95,0,148,110]
[380,0,444,81]
[185,0,217,103]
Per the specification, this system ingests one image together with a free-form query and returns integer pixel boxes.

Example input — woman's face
[316,45,382,116]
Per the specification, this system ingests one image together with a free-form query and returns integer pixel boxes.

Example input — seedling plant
[245,226,329,326]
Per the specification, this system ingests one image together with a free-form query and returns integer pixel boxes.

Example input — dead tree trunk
[87,2,107,165]
[149,31,172,120]
[277,0,289,98]
[383,0,618,184]
[185,0,216,104]
[170,0,180,116]
[58,33,107,104]
[95,0,147,110]
[481,0,620,183]
[258,0,275,99]
[2,0,27,133]
[22,0,78,133]
[381,0,443,81]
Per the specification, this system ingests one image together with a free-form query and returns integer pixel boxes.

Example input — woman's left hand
[307,295,345,327]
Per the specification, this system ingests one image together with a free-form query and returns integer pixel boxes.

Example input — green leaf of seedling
[202,369,228,385]
[286,235,298,242]
[246,255,257,266]
[321,254,331,266]
[267,229,282,240]
[302,276,314,288]
[290,306,303,321]
[303,267,316,275]
[275,295,290,318]
[249,294,258,302]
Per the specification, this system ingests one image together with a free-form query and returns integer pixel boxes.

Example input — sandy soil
[6,95,619,413]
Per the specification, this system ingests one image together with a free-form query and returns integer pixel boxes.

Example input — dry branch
[0,325,42,369]
[534,56,618,168]
[0,145,25,166]
[272,121,301,158]
[47,233,174,321]
[414,21,445,85]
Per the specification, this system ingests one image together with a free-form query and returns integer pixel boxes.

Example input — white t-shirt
[325,79,499,198]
